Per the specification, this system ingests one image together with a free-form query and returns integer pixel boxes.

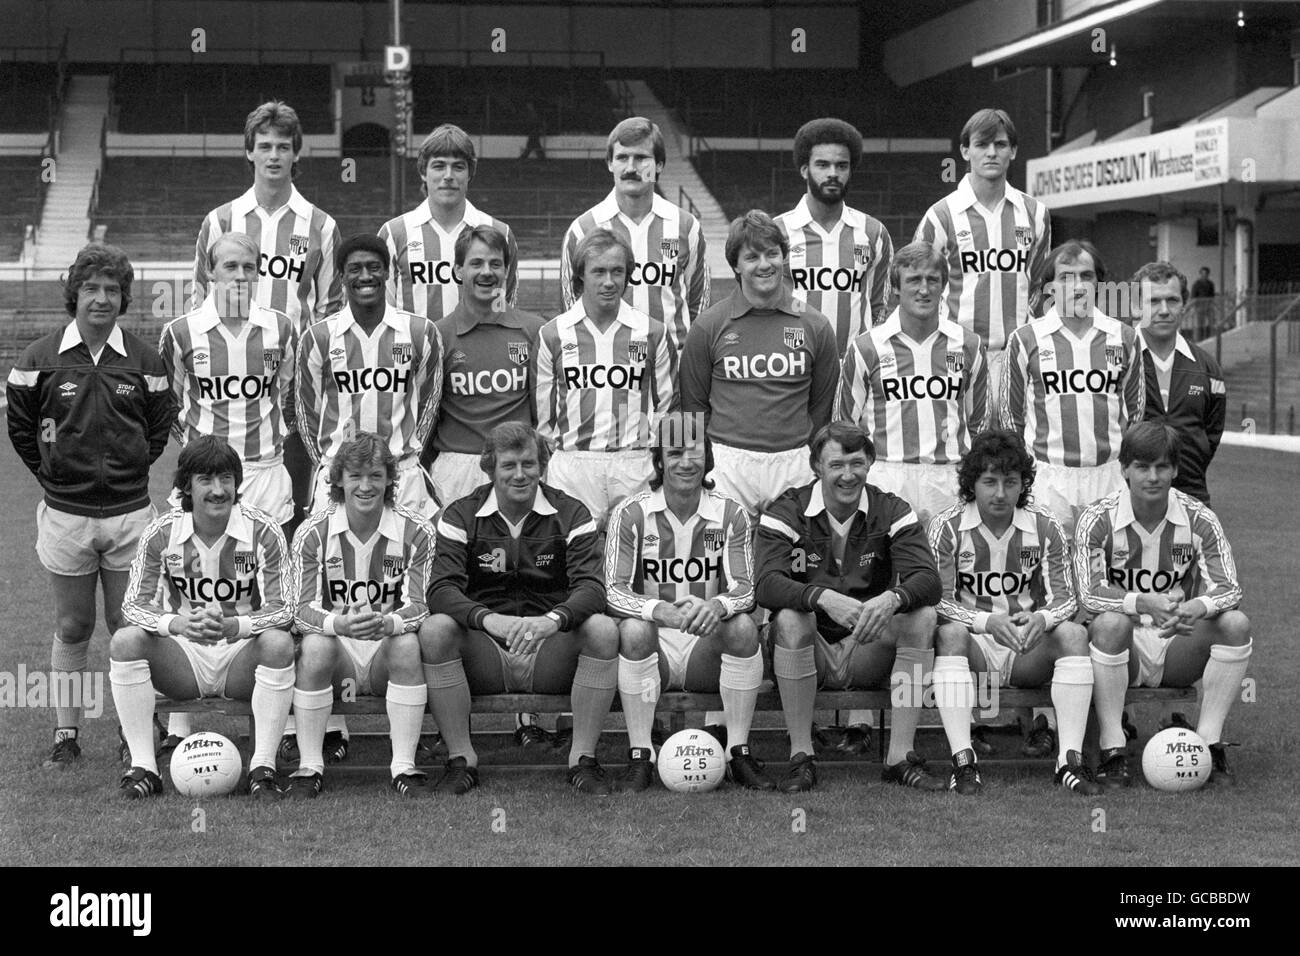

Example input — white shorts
[1034,459,1124,541]
[546,449,651,527]
[36,501,154,576]
[867,460,959,528]
[169,634,246,699]
[430,451,489,508]
[312,455,439,521]
[168,456,293,524]
[971,631,1016,688]
[337,634,384,696]
[658,627,702,691]
[711,443,813,516]
[1130,624,1173,688]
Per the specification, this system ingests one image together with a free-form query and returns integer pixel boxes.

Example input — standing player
[605,419,774,791]
[1131,261,1226,505]
[379,123,519,322]
[428,226,543,506]
[109,436,296,799]
[915,109,1051,417]
[6,243,173,768]
[161,233,297,529]
[561,117,709,356]
[1078,422,1251,787]
[776,117,894,354]
[928,429,1101,794]
[679,210,840,516]
[536,229,674,529]
[298,234,443,519]
[754,422,946,792]
[419,423,620,795]
[284,432,435,798]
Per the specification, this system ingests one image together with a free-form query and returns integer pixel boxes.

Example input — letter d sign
[385,45,411,73]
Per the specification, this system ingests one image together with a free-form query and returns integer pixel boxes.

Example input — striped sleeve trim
[566,519,598,544]
[759,513,800,543]
[7,367,38,386]
[889,512,918,537]
[437,517,468,545]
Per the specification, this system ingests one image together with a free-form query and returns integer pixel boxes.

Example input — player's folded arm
[1190,509,1244,615]
[927,516,980,629]
[1037,512,1078,628]
[296,329,326,465]
[389,516,437,633]
[246,522,293,636]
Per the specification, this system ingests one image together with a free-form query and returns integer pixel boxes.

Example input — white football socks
[1197,641,1252,746]
[1050,655,1094,768]
[291,686,334,776]
[932,655,974,755]
[250,664,295,771]
[719,650,763,755]
[1090,646,1130,751]
[617,654,660,755]
[110,659,158,775]
[386,681,427,778]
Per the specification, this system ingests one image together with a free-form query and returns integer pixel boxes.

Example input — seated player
[928,429,1101,795]
[755,421,947,793]
[109,436,296,800]
[1078,422,1251,787]
[285,432,436,798]
[606,418,774,791]
[419,422,620,794]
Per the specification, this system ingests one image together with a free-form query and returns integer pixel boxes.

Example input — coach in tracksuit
[6,243,173,769]
[1132,262,1226,505]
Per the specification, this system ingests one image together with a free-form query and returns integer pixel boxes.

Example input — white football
[168,732,243,797]
[657,729,726,793]
[1141,727,1210,792]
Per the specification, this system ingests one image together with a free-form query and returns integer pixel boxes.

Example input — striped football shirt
[560,191,709,356]
[1001,307,1143,467]
[535,300,674,452]
[605,487,755,621]
[928,501,1076,633]
[297,303,443,466]
[836,308,989,464]
[194,186,342,331]
[776,196,894,353]
[1075,488,1242,618]
[159,298,297,462]
[378,199,519,320]
[289,501,435,636]
[913,176,1051,352]
[432,304,544,455]
[122,504,294,638]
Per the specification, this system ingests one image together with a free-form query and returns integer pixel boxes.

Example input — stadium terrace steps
[33,75,112,270]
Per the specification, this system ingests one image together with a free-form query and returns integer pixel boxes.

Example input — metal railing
[677,186,701,221]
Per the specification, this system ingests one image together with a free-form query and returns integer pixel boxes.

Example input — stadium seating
[0,63,58,132]
[411,66,619,136]
[0,157,41,260]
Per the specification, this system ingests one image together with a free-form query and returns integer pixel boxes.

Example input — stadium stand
[0,157,41,261]
[0,62,58,132]
[410,66,620,136]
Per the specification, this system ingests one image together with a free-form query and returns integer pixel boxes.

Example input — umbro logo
[879,354,896,368]
[644,534,659,544]
[407,239,423,250]
[723,332,740,345]
[563,342,579,352]
[956,230,971,240]
[330,348,346,358]
[1039,349,1054,361]
[450,350,467,364]
[790,245,805,257]
[327,557,343,568]
[193,351,209,363]
[960,550,974,559]
[59,382,77,396]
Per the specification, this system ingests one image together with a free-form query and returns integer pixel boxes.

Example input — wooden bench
[156,684,1198,766]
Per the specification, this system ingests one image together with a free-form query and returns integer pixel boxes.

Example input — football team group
[6,99,1250,803]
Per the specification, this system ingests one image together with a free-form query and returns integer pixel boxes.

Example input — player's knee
[719,613,759,656]
[56,614,94,644]
[1214,610,1252,646]
[256,628,295,668]
[1088,612,1132,652]
[385,630,422,672]
[580,614,620,659]
[109,626,149,661]
[770,609,814,649]
[1053,621,1090,657]
[935,622,969,657]
[618,618,658,659]
[417,614,462,660]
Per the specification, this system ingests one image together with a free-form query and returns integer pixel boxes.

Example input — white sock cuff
[255,663,296,692]
[618,654,660,696]
[893,645,932,686]
[574,654,618,690]
[51,638,90,671]
[425,659,468,689]
[719,651,764,692]
[1053,655,1094,685]
[932,656,973,681]
[1210,640,1252,663]
[292,686,334,711]
[109,658,151,685]
[773,644,816,680]
[1090,646,1129,667]
[386,681,428,707]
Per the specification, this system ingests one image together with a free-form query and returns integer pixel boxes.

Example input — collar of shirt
[554,297,647,332]
[954,175,1027,215]
[175,503,257,546]
[873,306,960,343]
[1037,305,1123,337]
[412,197,483,231]
[59,321,126,357]
[236,184,313,220]
[1114,488,1189,533]
[449,302,528,336]
[782,195,866,232]
[475,486,559,519]
[804,480,871,519]
[591,189,676,225]
[957,501,1038,534]
[643,487,725,524]
[190,296,280,334]
[326,501,402,541]
[334,302,408,336]
[719,287,801,321]
[1138,328,1197,362]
